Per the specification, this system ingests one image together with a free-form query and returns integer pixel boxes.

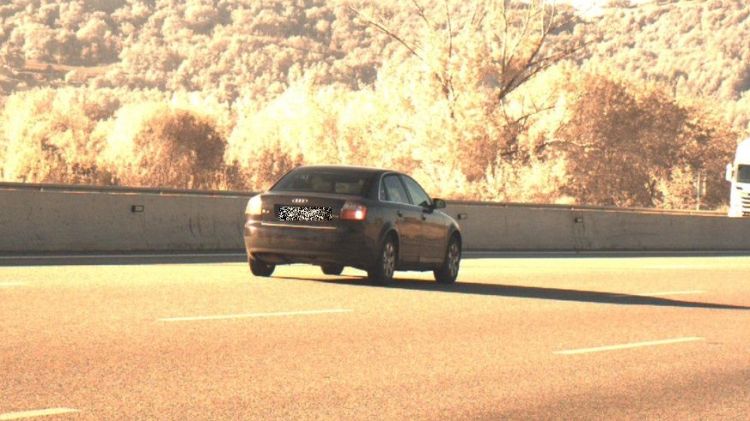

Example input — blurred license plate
[277,206,333,222]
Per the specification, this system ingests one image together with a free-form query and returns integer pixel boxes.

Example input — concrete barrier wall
[2,184,750,254]
[443,203,750,251]
[0,186,251,253]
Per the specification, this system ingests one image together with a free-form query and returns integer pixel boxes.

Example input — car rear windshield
[271,168,375,196]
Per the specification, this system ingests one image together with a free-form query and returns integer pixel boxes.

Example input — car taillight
[340,201,367,221]
[246,195,262,217]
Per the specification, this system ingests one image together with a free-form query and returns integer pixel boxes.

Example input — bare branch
[347,6,425,62]
[469,1,484,28]
[444,0,454,101]
[497,41,588,103]
[470,1,487,29]
[496,3,586,104]
[503,2,547,86]
[411,0,433,29]
[500,1,509,82]
[445,0,453,63]
[510,104,556,127]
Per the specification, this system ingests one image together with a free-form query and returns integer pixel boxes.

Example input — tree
[0,87,115,185]
[555,74,650,206]
[554,72,735,208]
[347,0,587,187]
[348,0,586,115]
[126,107,227,188]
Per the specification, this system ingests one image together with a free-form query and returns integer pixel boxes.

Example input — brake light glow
[246,195,263,216]
[340,201,367,221]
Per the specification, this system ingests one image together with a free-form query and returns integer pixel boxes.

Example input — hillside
[584,0,750,133]
[0,0,395,101]
[0,0,747,210]
[1,1,748,122]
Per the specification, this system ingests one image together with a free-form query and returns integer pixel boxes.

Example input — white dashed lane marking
[0,408,79,420]
[555,337,705,355]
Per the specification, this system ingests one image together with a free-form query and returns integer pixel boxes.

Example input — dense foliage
[0,0,746,209]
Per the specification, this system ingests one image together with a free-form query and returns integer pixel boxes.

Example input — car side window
[382,175,410,204]
[400,176,432,207]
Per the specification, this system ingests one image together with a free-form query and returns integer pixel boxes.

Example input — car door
[400,175,446,264]
[381,174,421,265]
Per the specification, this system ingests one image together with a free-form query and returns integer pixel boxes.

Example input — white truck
[726,138,750,217]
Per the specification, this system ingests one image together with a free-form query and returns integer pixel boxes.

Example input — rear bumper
[244,220,376,269]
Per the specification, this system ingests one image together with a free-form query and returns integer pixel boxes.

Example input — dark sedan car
[243,165,462,284]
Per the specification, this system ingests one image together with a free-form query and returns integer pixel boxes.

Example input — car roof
[293,165,395,176]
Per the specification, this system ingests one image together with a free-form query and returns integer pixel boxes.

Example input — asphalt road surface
[2,255,750,420]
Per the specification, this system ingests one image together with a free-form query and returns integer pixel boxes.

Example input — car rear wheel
[321,264,344,275]
[249,258,275,277]
[368,236,397,285]
[434,236,461,284]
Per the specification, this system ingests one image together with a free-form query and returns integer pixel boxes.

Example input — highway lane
[1,256,749,420]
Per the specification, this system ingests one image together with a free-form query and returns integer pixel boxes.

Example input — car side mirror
[432,198,446,209]
[726,163,734,182]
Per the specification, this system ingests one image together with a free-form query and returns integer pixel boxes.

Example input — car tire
[368,235,397,285]
[321,264,344,275]
[249,258,275,277]
[434,235,461,284]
